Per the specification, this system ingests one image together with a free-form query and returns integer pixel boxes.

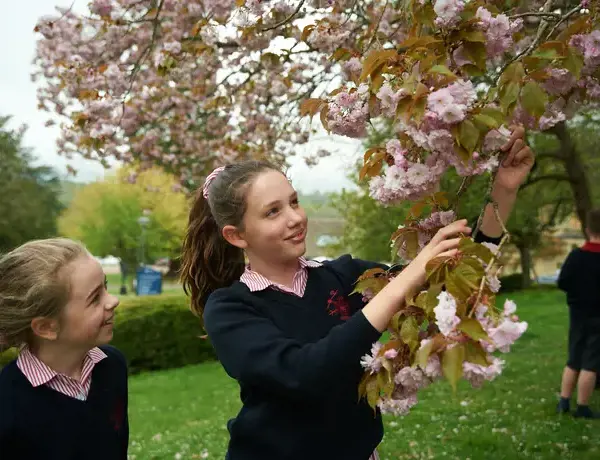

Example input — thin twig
[260,0,306,32]
[545,4,584,41]
[364,0,390,53]
[495,0,554,86]
[509,12,560,20]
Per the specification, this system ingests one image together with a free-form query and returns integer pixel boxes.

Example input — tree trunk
[517,244,533,289]
[550,121,593,236]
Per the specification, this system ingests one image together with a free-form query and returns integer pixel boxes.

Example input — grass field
[127,289,599,460]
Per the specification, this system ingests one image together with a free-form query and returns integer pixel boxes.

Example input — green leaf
[532,48,560,60]
[429,65,458,80]
[464,340,490,366]
[520,81,548,118]
[366,377,380,410]
[563,47,584,80]
[458,318,490,341]
[499,62,525,86]
[442,344,465,392]
[425,283,443,316]
[426,256,451,285]
[473,114,500,130]
[499,81,520,114]
[479,107,505,125]
[400,316,420,353]
[445,272,472,304]
[459,238,494,264]
[460,30,486,43]
[415,339,433,369]
[378,368,395,397]
[458,119,480,154]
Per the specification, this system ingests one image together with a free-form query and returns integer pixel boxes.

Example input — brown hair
[0,238,88,352]
[586,209,600,237]
[180,160,282,318]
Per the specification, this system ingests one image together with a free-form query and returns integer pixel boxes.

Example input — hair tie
[202,166,226,199]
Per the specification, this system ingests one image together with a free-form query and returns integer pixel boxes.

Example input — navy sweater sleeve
[204,289,381,400]
[557,249,577,292]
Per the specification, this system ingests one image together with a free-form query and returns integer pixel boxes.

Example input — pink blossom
[489,318,528,352]
[434,292,461,336]
[463,357,504,388]
[487,274,501,293]
[482,126,511,154]
[377,83,405,117]
[378,392,418,416]
[423,353,443,380]
[384,348,398,360]
[476,8,517,58]
[395,367,429,391]
[503,299,517,316]
[360,342,383,374]
[543,68,577,96]
[342,57,362,79]
[90,0,112,17]
[433,0,465,28]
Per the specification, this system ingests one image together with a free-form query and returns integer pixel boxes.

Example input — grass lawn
[127,289,599,460]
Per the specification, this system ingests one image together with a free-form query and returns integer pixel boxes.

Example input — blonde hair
[0,238,88,352]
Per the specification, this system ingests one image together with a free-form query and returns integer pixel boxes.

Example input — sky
[0,0,360,194]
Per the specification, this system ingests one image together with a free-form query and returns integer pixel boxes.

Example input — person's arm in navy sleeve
[557,250,577,293]
[204,291,382,401]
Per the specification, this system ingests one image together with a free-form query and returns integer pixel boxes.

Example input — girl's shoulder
[98,345,127,371]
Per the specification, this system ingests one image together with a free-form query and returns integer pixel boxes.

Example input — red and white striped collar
[240,257,322,293]
[17,346,107,388]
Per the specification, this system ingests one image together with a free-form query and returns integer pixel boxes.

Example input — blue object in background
[136,267,163,296]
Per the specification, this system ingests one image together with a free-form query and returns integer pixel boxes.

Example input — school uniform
[205,232,499,460]
[0,345,129,459]
[558,241,600,373]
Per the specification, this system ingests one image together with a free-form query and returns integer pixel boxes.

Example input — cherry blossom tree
[34,0,599,415]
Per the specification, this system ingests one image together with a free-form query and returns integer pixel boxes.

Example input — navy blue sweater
[205,231,501,460]
[558,243,600,319]
[0,345,129,460]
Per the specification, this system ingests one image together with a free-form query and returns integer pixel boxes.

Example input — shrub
[0,294,217,374]
[499,273,525,293]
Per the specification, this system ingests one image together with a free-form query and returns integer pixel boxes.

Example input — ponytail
[180,160,281,319]
[180,190,245,318]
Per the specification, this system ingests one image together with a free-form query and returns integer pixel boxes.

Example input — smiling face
[223,169,308,267]
[54,255,120,349]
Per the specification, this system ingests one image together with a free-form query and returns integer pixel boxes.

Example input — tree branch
[546,3,584,41]
[521,173,572,189]
[260,0,306,32]
[496,0,554,85]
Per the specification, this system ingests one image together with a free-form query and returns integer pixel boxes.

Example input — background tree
[0,115,63,252]
[58,166,188,290]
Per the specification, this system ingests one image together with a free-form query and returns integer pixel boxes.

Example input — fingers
[512,145,534,167]
[507,138,525,166]
[436,248,460,259]
[501,125,525,152]
[430,219,471,245]
[436,237,462,253]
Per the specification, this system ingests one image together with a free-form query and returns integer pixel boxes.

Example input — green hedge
[0,294,216,374]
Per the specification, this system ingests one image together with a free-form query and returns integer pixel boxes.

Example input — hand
[404,219,472,289]
[494,125,535,192]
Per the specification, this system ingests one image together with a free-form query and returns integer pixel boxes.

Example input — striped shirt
[16,346,107,401]
[240,256,322,297]
[239,257,380,460]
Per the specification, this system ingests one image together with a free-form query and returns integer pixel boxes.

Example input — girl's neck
[246,255,300,288]
[30,341,89,381]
